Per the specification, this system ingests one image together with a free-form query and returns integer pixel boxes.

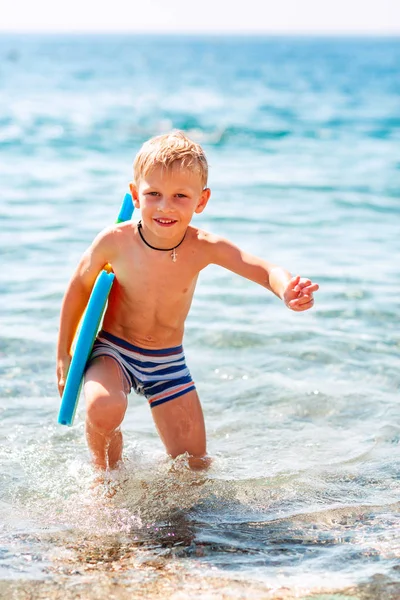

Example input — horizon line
[0,30,399,37]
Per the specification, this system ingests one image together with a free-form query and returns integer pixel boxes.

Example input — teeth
[157,219,175,223]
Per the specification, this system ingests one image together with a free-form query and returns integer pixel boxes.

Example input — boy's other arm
[208,236,319,311]
[56,229,114,396]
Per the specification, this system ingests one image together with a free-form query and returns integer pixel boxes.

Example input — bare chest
[111,242,201,308]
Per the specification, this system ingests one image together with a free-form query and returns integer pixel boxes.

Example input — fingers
[288,296,315,311]
[297,278,311,288]
[57,356,71,398]
[287,275,301,290]
[297,283,319,295]
[57,367,66,397]
[284,276,318,311]
[293,279,319,294]
[58,379,65,398]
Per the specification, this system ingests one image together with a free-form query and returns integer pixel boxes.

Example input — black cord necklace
[137,220,187,262]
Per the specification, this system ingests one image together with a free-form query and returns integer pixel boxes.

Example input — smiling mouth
[154,218,177,225]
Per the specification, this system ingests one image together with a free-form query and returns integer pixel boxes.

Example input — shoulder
[187,226,224,255]
[188,226,227,246]
[86,221,137,260]
[187,226,239,264]
[91,220,136,245]
[190,226,237,249]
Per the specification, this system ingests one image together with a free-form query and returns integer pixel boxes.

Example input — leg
[151,389,210,469]
[84,356,129,470]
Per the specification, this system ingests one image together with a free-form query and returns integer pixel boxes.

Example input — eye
[176,193,187,198]
[147,191,159,196]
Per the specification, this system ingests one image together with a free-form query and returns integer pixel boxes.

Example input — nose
[158,195,173,212]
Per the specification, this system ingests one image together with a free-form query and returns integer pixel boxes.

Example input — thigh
[151,389,207,459]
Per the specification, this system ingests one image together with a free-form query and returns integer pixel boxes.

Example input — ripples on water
[0,35,399,598]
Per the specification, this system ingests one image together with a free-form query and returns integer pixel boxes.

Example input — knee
[86,393,127,434]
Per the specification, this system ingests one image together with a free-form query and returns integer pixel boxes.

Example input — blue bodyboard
[58,193,134,426]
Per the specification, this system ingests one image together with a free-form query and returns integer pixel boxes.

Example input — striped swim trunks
[87,330,196,408]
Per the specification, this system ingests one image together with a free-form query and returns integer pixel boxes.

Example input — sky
[0,0,399,34]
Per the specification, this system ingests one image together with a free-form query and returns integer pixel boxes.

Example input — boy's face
[130,165,210,239]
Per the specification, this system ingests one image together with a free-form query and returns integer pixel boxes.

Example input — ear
[129,182,140,208]
[195,188,211,214]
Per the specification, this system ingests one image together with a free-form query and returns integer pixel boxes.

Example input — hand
[56,355,71,397]
[283,275,319,312]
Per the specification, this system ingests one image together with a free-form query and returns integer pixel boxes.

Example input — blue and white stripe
[87,330,196,408]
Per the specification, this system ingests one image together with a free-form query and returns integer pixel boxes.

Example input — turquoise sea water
[0,35,399,599]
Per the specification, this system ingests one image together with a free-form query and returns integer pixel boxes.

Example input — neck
[137,221,187,252]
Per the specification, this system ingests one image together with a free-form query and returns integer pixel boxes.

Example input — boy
[56,131,319,472]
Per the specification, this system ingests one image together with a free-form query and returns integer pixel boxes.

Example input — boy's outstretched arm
[208,236,319,311]
[56,229,114,397]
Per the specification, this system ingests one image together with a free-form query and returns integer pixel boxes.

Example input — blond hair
[133,131,208,188]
